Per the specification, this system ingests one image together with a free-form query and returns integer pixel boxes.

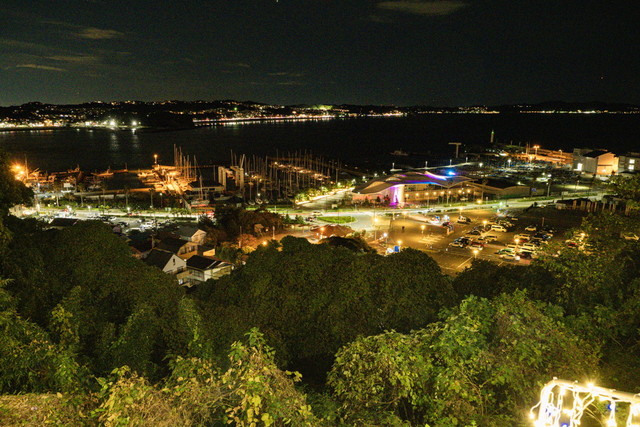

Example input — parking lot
[381,207,572,275]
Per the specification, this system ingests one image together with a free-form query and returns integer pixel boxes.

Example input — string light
[531,379,640,426]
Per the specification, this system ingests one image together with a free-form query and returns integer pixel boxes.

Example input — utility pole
[449,142,462,159]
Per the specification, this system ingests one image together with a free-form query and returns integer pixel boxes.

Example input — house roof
[176,225,202,238]
[143,249,176,269]
[187,255,230,270]
[584,150,610,158]
[353,171,473,194]
[156,237,191,254]
[128,238,152,253]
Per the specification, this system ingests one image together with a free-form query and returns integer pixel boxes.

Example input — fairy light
[531,379,640,426]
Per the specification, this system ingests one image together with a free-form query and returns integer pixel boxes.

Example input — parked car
[519,251,536,260]
[449,238,466,248]
[483,234,499,242]
[514,233,531,241]
[525,225,537,232]
[496,248,514,255]
[466,229,482,236]
[491,225,508,232]
[469,241,485,250]
[457,216,472,224]
[622,232,640,241]
[500,252,521,261]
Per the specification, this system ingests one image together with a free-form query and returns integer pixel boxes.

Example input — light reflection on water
[0,115,638,172]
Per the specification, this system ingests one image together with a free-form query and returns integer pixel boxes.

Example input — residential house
[176,225,207,245]
[126,231,153,259]
[143,248,189,284]
[156,237,198,259]
[186,255,233,285]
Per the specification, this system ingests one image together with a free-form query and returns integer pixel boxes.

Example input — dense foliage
[193,237,454,382]
[329,292,598,425]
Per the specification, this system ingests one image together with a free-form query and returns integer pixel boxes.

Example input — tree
[609,174,640,208]
[91,329,318,426]
[194,238,455,384]
[1,222,190,380]
[329,291,600,426]
[453,259,558,302]
[0,280,87,394]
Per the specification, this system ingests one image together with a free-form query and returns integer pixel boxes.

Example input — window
[630,159,636,164]
[576,163,583,171]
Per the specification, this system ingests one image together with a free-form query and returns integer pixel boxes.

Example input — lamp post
[473,248,479,259]
[421,224,425,235]
[154,154,158,168]
[373,217,378,240]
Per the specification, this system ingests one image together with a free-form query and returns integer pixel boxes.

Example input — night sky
[1,0,639,106]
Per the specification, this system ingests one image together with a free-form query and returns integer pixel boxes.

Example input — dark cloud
[224,62,251,69]
[268,72,304,77]
[76,27,125,40]
[277,81,305,86]
[46,54,101,64]
[15,64,66,72]
[377,0,467,16]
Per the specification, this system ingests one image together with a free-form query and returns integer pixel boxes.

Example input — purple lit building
[352,171,475,206]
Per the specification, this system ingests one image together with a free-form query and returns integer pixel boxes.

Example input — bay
[0,114,638,173]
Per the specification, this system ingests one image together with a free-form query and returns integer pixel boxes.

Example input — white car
[525,225,537,232]
[491,225,507,232]
[622,233,640,241]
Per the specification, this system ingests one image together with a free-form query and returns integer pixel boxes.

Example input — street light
[421,224,425,234]
[154,154,158,167]
[473,249,479,258]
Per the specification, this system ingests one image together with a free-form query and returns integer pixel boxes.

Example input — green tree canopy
[194,237,455,383]
[1,221,190,380]
[329,291,600,426]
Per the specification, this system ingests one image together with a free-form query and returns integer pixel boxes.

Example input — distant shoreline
[0,126,194,134]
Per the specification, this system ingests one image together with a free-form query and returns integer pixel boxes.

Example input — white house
[186,255,233,285]
[176,226,207,245]
[143,248,187,275]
